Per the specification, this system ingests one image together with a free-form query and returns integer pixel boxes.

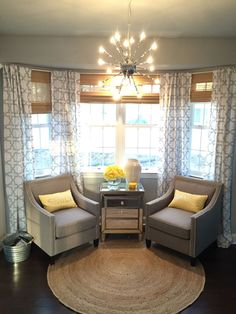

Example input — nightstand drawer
[106,219,138,229]
[106,208,139,218]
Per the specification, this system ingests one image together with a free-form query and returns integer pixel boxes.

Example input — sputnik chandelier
[97,0,158,100]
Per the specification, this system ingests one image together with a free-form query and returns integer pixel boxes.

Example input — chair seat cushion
[148,207,193,240]
[54,207,96,239]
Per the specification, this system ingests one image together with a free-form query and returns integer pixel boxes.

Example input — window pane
[91,104,103,124]
[37,114,50,124]
[80,104,91,124]
[191,129,201,150]
[91,127,102,147]
[125,128,137,148]
[103,127,115,147]
[40,127,50,148]
[201,129,210,150]
[126,104,138,124]
[91,149,103,167]
[137,148,151,168]
[192,104,204,126]
[138,128,150,148]
[151,105,160,124]
[32,113,51,177]
[124,148,138,160]
[103,148,115,166]
[139,105,151,124]
[151,127,158,148]
[103,104,116,124]
[32,128,40,149]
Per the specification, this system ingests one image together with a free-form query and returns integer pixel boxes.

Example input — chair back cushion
[174,176,218,206]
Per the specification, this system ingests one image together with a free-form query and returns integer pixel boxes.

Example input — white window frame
[80,102,160,173]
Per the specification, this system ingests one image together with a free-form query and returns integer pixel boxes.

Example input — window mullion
[116,103,125,165]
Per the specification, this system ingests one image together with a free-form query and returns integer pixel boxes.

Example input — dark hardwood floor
[0,240,236,314]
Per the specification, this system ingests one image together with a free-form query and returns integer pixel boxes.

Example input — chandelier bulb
[98,58,106,66]
[110,36,116,45]
[149,65,155,72]
[130,37,135,44]
[114,32,121,41]
[113,93,121,101]
[106,68,112,74]
[140,31,146,42]
[154,78,160,84]
[146,56,153,64]
[99,46,105,54]
[151,41,158,50]
[98,81,104,87]
[123,39,129,48]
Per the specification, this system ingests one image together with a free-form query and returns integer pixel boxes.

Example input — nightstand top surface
[100,182,144,193]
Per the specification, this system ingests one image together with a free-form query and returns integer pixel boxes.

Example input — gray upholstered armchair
[145,175,222,265]
[24,174,100,259]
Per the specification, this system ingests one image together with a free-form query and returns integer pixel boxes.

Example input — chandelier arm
[135,48,152,64]
[102,71,123,85]
[136,71,157,84]
[102,48,124,66]
[118,76,126,95]
[114,42,127,63]
[131,75,139,95]
[132,41,142,60]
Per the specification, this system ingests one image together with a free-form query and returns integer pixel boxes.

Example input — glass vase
[107,178,121,190]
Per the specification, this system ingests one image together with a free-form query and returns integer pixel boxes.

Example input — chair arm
[24,183,55,256]
[190,184,222,257]
[146,183,174,217]
[71,182,100,217]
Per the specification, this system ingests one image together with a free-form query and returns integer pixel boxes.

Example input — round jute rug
[47,240,205,314]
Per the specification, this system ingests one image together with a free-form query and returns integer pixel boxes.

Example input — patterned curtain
[3,65,35,233]
[50,70,82,190]
[157,72,192,196]
[211,66,236,248]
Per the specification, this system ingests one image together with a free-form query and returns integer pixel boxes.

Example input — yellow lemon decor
[103,164,125,181]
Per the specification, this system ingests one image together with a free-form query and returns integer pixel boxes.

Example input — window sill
[81,170,158,179]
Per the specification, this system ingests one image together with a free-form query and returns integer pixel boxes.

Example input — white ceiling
[0,0,236,37]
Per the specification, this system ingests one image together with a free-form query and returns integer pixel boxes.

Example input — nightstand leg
[138,233,142,241]
[101,233,106,242]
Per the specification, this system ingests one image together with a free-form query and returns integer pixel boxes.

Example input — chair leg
[94,238,99,247]
[49,256,55,265]
[191,257,196,267]
[146,239,152,248]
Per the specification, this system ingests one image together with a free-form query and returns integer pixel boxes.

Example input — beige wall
[0,36,236,70]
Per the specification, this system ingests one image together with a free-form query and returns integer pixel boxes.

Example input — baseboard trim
[232,233,236,244]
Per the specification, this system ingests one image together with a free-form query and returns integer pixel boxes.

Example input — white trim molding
[232,233,236,244]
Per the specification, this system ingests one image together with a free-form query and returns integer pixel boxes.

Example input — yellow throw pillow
[39,189,77,212]
[168,189,208,213]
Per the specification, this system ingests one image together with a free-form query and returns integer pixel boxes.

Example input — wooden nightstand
[100,182,144,241]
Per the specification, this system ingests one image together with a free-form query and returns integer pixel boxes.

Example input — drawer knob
[121,201,124,206]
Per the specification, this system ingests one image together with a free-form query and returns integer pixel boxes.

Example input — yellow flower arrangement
[103,164,125,181]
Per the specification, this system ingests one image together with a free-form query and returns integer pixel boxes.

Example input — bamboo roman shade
[80,74,160,104]
[31,70,51,113]
[191,72,212,102]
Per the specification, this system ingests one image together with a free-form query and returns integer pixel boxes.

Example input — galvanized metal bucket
[2,231,34,263]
